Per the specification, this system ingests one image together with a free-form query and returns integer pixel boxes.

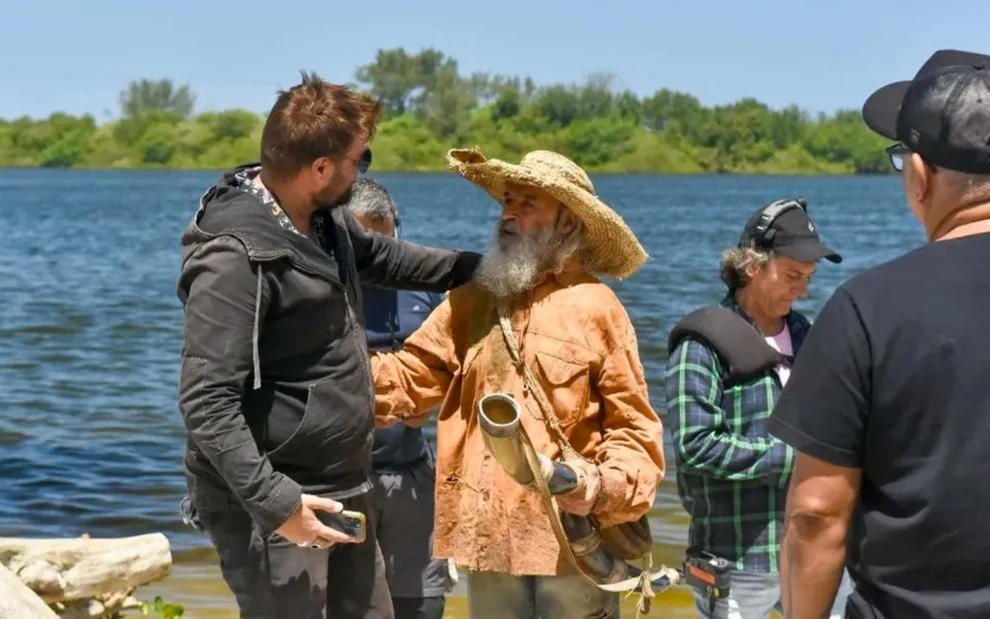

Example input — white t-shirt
[765,323,793,385]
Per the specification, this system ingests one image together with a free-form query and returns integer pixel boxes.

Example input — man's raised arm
[343,207,482,292]
[371,296,457,427]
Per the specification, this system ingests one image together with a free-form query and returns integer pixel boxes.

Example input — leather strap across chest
[492,299,681,615]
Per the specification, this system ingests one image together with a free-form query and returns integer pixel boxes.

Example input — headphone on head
[749,197,808,248]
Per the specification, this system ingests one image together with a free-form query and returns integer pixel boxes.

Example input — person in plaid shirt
[663,199,853,619]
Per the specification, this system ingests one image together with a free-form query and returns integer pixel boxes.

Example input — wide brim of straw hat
[445,148,649,280]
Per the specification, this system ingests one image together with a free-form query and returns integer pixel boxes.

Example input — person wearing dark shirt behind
[769,49,990,619]
[345,177,453,619]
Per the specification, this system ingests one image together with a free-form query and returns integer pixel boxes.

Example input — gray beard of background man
[474,219,582,298]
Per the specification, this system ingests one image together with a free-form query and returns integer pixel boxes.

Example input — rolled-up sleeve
[371,297,456,428]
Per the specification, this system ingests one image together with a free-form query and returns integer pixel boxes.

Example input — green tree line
[0,48,891,174]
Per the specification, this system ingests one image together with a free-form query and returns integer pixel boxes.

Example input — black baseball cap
[738,200,842,264]
[862,49,990,174]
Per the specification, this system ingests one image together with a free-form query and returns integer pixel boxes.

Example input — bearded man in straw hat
[368,148,666,618]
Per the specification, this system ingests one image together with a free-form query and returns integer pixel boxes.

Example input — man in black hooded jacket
[176,73,481,618]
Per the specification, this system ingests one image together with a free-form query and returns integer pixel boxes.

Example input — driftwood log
[0,561,61,618]
[51,593,144,619]
[0,533,172,618]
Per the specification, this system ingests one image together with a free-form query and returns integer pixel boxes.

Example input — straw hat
[445,148,649,279]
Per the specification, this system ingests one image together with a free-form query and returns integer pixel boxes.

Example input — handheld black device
[317,510,367,544]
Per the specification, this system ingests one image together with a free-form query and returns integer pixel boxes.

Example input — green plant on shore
[139,596,184,618]
[0,48,891,175]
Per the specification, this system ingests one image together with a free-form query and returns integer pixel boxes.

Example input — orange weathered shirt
[370,262,665,576]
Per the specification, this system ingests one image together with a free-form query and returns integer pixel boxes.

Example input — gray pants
[467,570,619,619]
[372,461,450,618]
[692,568,855,619]
[190,480,393,619]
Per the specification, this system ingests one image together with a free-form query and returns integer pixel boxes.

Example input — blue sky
[3,0,988,121]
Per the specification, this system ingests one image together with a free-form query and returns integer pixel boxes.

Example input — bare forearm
[780,515,847,619]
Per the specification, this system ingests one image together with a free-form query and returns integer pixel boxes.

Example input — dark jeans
[371,461,451,599]
[371,461,449,619]
[392,596,445,619]
[190,483,393,619]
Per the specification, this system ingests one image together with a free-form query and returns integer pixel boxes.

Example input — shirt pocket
[532,350,591,428]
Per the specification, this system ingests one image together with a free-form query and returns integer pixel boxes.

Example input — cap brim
[862,81,911,140]
[777,241,843,264]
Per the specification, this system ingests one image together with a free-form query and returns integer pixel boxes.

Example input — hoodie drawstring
[252,264,263,390]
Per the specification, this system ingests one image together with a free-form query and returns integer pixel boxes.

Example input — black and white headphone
[748,198,808,248]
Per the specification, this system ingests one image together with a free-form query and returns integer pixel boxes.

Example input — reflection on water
[0,169,915,617]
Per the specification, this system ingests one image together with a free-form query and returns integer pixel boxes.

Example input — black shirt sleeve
[768,286,871,468]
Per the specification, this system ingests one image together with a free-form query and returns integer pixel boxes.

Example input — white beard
[474,223,580,299]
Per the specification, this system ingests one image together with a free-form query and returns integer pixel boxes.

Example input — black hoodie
[176,163,479,536]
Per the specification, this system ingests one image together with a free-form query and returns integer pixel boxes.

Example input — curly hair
[719,244,773,290]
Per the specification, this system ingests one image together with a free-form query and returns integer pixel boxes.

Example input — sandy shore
[134,560,703,619]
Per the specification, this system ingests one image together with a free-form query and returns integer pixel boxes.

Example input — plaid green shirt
[663,296,811,572]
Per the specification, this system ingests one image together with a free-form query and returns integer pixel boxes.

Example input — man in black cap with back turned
[769,49,990,618]
[664,198,848,618]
